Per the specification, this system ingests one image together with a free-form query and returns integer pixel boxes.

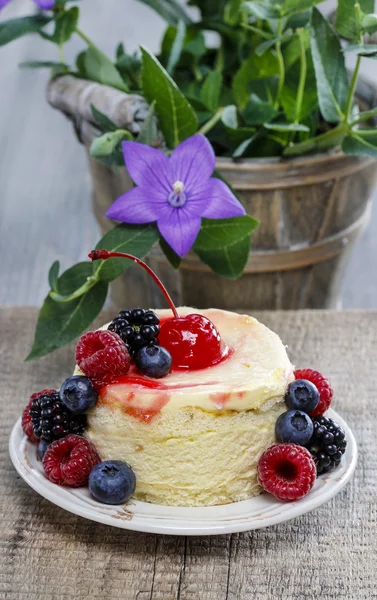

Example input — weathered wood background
[0,0,377,309]
[1,308,376,599]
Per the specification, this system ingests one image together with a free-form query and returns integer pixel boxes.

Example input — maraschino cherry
[89,250,227,370]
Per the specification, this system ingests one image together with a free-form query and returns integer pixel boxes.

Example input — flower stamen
[168,180,187,208]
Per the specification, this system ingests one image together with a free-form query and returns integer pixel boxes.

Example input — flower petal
[122,141,170,194]
[106,186,162,224]
[0,0,12,9]
[169,134,216,192]
[34,0,54,8]
[199,178,246,219]
[157,210,202,257]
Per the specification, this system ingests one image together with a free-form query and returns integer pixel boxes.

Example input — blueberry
[135,345,172,378]
[275,410,314,445]
[59,376,98,415]
[37,439,50,460]
[285,379,319,414]
[89,460,136,505]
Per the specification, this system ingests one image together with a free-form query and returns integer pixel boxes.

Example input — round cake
[78,307,294,506]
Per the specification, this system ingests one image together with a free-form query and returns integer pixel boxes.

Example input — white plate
[9,409,357,536]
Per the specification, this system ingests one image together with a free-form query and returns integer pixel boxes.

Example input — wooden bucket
[47,76,377,310]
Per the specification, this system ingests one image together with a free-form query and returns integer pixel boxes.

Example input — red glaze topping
[159,314,228,370]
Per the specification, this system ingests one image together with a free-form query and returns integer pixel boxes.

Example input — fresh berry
[159,314,224,370]
[22,391,53,443]
[37,439,50,460]
[89,460,136,504]
[89,250,227,372]
[306,415,347,475]
[258,444,316,501]
[285,379,319,414]
[59,376,98,415]
[43,434,100,487]
[29,390,86,443]
[294,369,333,416]
[108,309,160,357]
[135,345,172,378]
[275,410,314,445]
[75,330,131,387]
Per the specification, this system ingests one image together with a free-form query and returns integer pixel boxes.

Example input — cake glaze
[77,308,294,506]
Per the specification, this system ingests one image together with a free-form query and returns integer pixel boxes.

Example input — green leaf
[243,1,282,19]
[26,280,108,360]
[310,8,349,123]
[221,105,256,145]
[90,104,118,133]
[46,6,79,45]
[136,101,159,145]
[243,94,278,125]
[342,133,377,157]
[233,52,280,108]
[0,15,51,46]
[362,13,377,33]
[135,0,192,25]
[159,238,181,269]
[53,262,94,296]
[344,43,377,56]
[336,0,374,38]
[166,20,186,74]
[264,121,310,131]
[256,30,293,56]
[200,70,223,111]
[94,224,160,282]
[281,0,322,16]
[83,47,128,92]
[90,130,133,166]
[116,50,141,88]
[194,216,258,279]
[19,60,67,71]
[194,216,258,251]
[48,261,60,292]
[141,46,198,148]
[224,0,243,25]
[232,135,258,158]
[281,54,318,122]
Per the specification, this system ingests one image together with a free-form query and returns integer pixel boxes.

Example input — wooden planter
[47,76,377,310]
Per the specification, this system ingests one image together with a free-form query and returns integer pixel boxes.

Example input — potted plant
[1,0,377,360]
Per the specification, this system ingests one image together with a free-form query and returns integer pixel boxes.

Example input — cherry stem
[89,249,179,319]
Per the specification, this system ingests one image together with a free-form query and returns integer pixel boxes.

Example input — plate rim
[9,408,357,535]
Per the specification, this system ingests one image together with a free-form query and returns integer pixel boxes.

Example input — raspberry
[75,330,131,387]
[22,389,55,443]
[294,369,333,416]
[258,444,316,501]
[42,434,100,487]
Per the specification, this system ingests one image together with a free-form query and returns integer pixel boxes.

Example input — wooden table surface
[1,307,376,599]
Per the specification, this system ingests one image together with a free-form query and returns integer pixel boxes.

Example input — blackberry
[108,308,160,357]
[29,391,86,443]
[306,415,347,475]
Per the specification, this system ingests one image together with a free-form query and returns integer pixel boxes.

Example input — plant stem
[351,105,377,125]
[76,27,98,50]
[344,54,361,122]
[240,23,272,40]
[274,21,285,109]
[294,29,307,124]
[58,44,66,65]
[283,122,348,156]
[198,108,224,135]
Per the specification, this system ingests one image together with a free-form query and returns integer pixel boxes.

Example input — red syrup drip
[89,249,231,371]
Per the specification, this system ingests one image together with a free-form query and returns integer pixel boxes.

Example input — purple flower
[0,0,54,10]
[106,134,245,257]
